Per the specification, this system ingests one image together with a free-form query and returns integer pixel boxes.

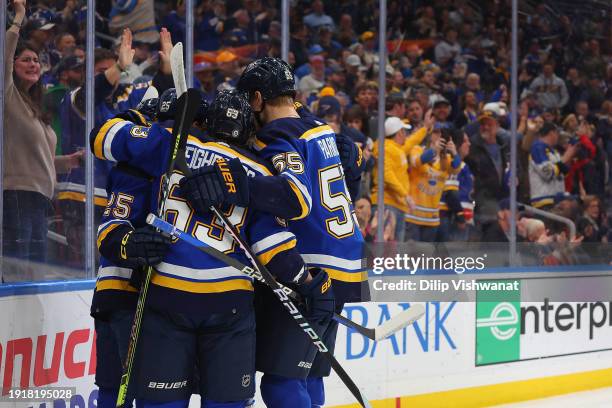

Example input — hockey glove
[115,226,172,269]
[179,158,250,214]
[113,109,151,126]
[296,268,335,324]
[336,131,365,181]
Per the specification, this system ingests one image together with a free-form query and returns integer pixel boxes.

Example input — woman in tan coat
[4,0,81,264]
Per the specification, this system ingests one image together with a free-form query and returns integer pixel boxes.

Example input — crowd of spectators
[2,0,611,274]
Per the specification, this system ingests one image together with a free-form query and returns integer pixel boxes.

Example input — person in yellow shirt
[405,127,462,241]
[371,113,433,241]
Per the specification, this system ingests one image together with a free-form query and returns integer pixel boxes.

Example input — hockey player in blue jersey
[179,58,369,408]
[58,28,175,264]
[92,96,173,408]
[90,89,334,408]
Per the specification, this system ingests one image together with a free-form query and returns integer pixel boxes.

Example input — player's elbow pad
[248,176,305,219]
[266,248,308,285]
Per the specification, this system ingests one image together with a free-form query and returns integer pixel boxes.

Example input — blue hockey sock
[306,377,325,408]
[98,388,119,408]
[260,374,310,408]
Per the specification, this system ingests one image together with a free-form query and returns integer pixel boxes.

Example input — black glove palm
[179,158,250,214]
[118,226,172,269]
[296,268,335,324]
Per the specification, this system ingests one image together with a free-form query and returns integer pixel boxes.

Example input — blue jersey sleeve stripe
[154,270,252,283]
[252,138,267,151]
[284,172,312,208]
[151,273,254,293]
[104,120,132,161]
[285,178,311,220]
[97,219,132,236]
[96,279,138,292]
[325,268,368,283]
[97,266,133,280]
[257,240,298,266]
[251,231,296,254]
[156,262,251,282]
[96,223,124,249]
[93,118,124,159]
[300,253,363,271]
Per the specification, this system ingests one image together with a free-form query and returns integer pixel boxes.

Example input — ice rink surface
[494,387,612,407]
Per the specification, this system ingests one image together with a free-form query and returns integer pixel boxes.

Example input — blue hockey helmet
[156,88,177,121]
[207,90,253,145]
[236,57,296,102]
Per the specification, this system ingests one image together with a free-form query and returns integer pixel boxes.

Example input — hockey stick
[116,89,201,408]
[165,49,373,406]
[146,214,424,341]
[207,206,424,341]
[334,305,424,341]
[170,42,187,96]
[147,214,375,407]
[139,85,159,103]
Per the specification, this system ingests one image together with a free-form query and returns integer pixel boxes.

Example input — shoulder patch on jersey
[130,126,150,138]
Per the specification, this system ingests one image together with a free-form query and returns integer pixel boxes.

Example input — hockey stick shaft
[116,90,201,407]
[199,207,370,407]
[147,215,352,334]
[146,214,371,408]
[209,205,422,339]
[146,214,424,339]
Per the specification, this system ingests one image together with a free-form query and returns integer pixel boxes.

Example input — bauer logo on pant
[148,380,188,389]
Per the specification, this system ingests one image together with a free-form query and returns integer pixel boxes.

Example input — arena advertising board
[323,301,474,406]
[1,276,612,407]
[0,282,470,407]
[476,276,612,366]
[0,284,98,408]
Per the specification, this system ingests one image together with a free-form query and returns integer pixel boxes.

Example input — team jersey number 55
[273,152,357,239]
[318,164,357,238]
